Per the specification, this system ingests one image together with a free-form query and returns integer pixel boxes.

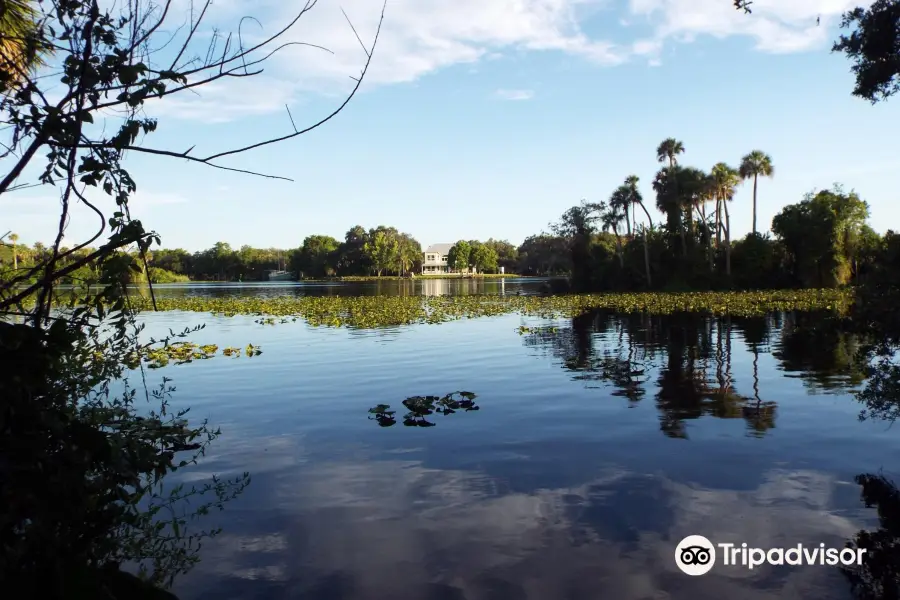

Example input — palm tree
[624,175,652,231]
[710,163,741,275]
[9,232,18,269]
[624,175,653,287]
[601,201,625,268]
[739,150,775,235]
[656,138,684,169]
[610,186,631,238]
[656,139,686,255]
[0,0,46,92]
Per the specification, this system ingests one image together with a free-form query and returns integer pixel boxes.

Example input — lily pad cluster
[368,391,479,427]
[131,289,853,329]
[115,342,263,369]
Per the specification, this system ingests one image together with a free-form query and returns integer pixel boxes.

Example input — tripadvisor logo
[674,535,867,576]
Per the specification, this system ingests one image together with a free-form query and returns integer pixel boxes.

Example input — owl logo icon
[675,535,716,575]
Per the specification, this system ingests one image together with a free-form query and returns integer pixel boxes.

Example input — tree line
[2,165,894,290]
[0,226,522,283]
[531,138,893,292]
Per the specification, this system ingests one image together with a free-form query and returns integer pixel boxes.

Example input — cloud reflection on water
[176,433,869,600]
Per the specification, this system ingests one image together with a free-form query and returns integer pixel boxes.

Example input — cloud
[130,0,626,121]
[494,88,535,100]
[101,0,868,121]
[628,0,863,60]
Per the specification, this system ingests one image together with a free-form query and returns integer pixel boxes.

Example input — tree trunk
[632,203,637,237]
[667,160,686,257]
[624,207,631,238]
[701,202,713,272]
[715,198,722,247]
[724,200,732,277]
[752,173,758,235]
[639,202,654,231]
[642,226,652,287]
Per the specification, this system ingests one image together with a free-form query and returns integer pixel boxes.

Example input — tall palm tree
[656,139,686,255]
[710,162,740,276]
[739,150,775,235]
[610,186,631,237]
[0,0,46,92]
[624,174,652,231]
[624,175,652,287]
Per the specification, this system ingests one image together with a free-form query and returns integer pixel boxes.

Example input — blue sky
[6,0,898,252]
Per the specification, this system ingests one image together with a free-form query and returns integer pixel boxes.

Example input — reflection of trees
[523,311,652,405]
[654,313,774,439]
[856,354,900,423]
[774,311,868,393]
[843,473,900,600]
[733,315,777,437]
[523,310,788,438]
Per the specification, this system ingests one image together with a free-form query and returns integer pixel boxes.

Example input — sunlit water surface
[128,281,899,600]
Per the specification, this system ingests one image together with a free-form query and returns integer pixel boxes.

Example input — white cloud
[89,0,871,121]
[629,0,863,60]
[495,88,535,100]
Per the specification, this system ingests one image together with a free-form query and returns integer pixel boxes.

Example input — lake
[135,281,898,600]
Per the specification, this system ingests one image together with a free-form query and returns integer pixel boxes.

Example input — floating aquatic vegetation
[130,289,853,329]
[116,341,263,369]
[368,391,479,427]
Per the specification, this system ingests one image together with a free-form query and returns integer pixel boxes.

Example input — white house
[422,243,454,274]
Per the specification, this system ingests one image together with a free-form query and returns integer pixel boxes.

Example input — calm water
[140,277,546,298]
[135,281,898,600]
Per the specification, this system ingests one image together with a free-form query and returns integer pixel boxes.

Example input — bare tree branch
[1,0,387,319]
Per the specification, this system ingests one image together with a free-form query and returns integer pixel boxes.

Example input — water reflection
[774,312,868,393]
[167,304,900,600]
[177,442,868,600]
[521,310,787,438]
[843,473,900,600]
[138,277,547,299]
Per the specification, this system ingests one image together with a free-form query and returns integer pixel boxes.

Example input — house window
[441,255,448,262]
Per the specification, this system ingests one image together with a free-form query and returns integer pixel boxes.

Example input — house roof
[424,243,454,255]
